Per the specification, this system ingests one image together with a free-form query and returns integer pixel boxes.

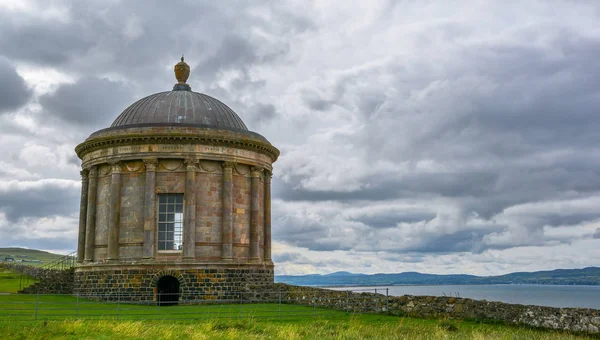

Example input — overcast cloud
[0,0,599,275]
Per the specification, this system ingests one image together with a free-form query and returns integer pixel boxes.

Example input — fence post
[35,291,39,321]
[313,293,316,318]
[278,291,282,319]
[375,289,378,313]
[386,288,389,315]
[117,290,121,320]
[76,294,79,318]
[239,291,243,319]
[345,291,349,313]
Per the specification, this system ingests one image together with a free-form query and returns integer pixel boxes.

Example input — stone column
[183,158,197,259]
[84,166,98,262]
[263,170,272,262]
[107,161,122,261]
[221,162,234,261]
[250,166,263,262]
[143,158,157,259]
[77,169,89,263]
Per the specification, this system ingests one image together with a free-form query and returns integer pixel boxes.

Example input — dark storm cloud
[270,21,600,257]
[276,170,498,202]
[273,214,354,252]
[246,103,278,126]
[4,235,75,253]
[0,58,32,113]
[0,12,93,66]
[351,211,436,229]
[39,76,133,127]
[0,181,79,222]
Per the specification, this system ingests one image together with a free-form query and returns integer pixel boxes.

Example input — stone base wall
[74,264,273,302]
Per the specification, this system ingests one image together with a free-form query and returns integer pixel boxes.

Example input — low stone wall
[246,283,600,334]
[1,263,74,294]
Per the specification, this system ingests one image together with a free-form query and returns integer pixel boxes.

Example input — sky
[1,0,600,276]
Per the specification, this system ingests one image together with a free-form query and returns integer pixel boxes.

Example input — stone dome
[110,91,248,131]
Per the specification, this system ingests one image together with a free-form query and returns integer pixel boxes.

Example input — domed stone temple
[74,58,279,303]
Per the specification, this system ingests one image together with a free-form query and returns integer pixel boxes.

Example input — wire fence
[0,288,389,321]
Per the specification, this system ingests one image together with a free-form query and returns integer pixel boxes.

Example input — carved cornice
[75,133,280,162]
[143,158,157,171]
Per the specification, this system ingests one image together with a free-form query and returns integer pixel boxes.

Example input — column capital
[183,158,198,171]
[88,165,98,177]
[143,158,158,171]
[80,169,89,180]
[222,161,235,173]
[263,170,273,179]
[250,166,263,178]
[108,161,122,174]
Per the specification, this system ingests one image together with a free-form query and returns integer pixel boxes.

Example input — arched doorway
[157,275,180,306]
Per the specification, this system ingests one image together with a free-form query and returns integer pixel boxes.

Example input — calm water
[329,285,600,309]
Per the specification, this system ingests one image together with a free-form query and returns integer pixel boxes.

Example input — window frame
[156,193,185,253]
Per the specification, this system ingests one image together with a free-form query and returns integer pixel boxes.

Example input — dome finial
[173,56,191,91]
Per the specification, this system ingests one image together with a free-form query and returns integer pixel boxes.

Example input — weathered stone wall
[118,164,145,259]
[74,265,274,302]
[94,170,110,260]
[1,264,74,294]
[196,166,223,260]
[245,283,600,334]
[83,158,267,263]
[232,165,251,259]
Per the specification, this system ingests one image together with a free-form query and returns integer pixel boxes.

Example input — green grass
[0,270,37,293]
[0,295,596,339]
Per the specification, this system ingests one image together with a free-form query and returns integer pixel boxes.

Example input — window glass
[157,194,184,251]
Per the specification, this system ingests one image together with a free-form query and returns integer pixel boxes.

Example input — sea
[328,284,600,309]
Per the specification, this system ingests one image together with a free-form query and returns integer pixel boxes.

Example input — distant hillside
[0,247,66,266]
[276,267,600,286]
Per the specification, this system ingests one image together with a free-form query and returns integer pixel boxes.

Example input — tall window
[158,194,184,251]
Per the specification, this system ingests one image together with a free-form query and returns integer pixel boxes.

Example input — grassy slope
[0,247,66,267]
[0,295,595,339]
[0,269,37,293]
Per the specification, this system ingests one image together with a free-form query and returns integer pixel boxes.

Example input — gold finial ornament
[174,55,190,84]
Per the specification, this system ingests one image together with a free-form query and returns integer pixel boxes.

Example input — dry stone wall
[246,283,600,334]
[1,264,74,294]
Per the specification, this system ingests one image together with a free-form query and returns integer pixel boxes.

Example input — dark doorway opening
[157,275,180,306]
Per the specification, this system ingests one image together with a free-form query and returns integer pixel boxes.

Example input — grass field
[0,294,596,339]
[0,269,37,293]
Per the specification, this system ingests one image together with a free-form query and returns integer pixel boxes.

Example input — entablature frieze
[81,158,272,177]
[75,133,279,163]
